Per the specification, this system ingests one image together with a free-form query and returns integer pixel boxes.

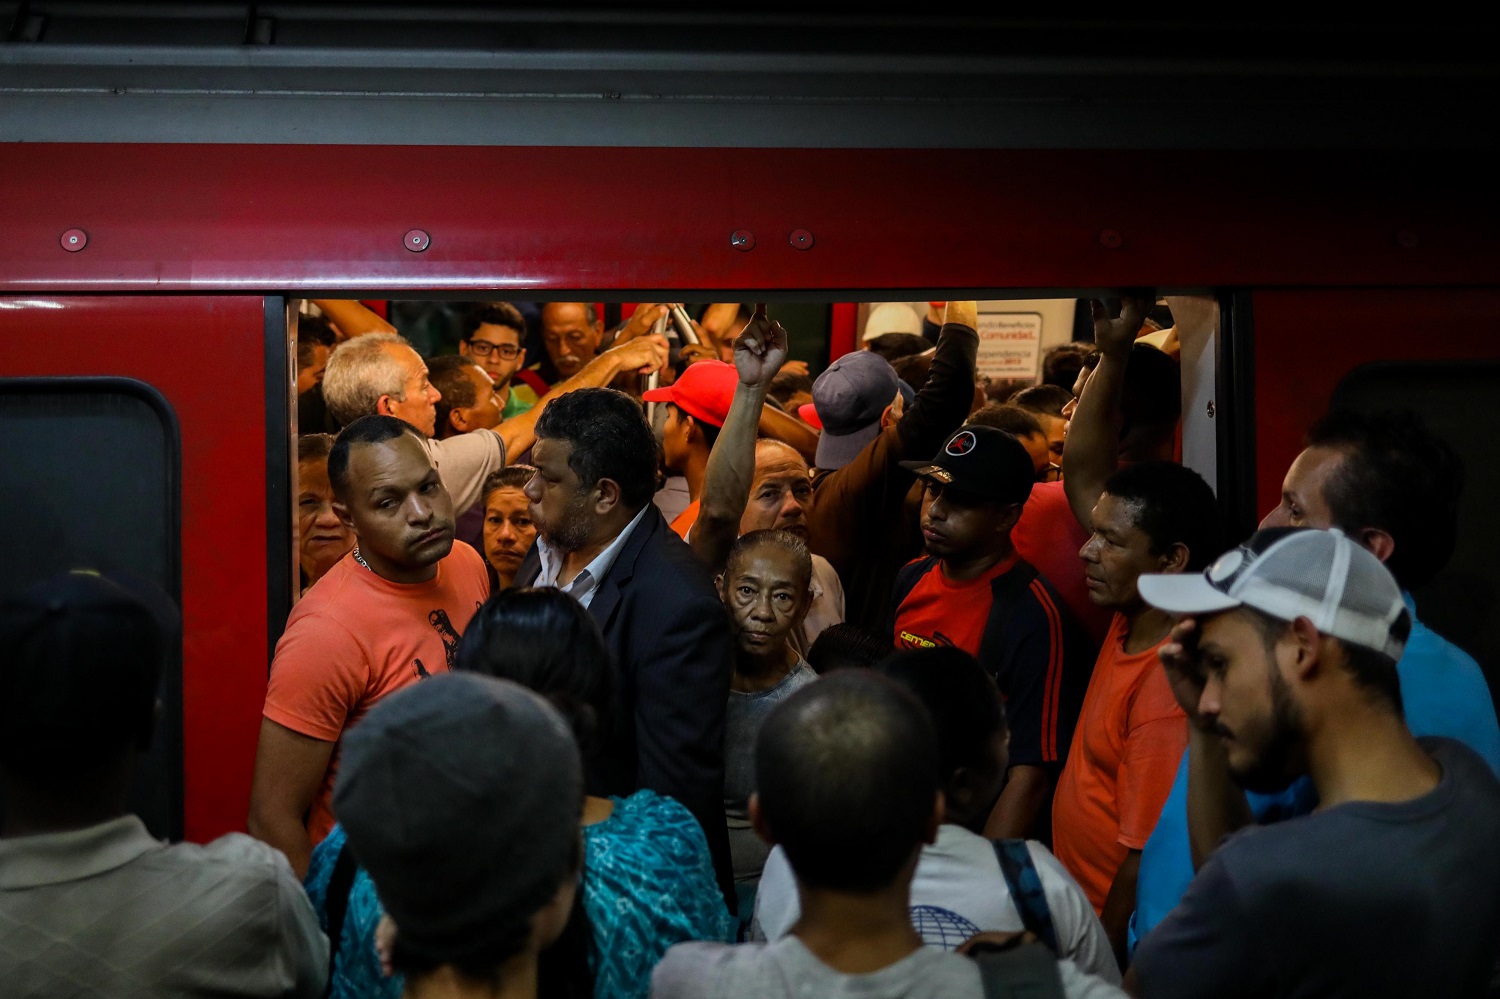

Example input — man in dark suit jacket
[513,387,735,904]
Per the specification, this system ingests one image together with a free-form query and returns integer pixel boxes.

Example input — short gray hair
[322,333,413,428]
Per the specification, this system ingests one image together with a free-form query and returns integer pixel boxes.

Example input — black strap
[323,840,359,998]
[992,838,1060,956]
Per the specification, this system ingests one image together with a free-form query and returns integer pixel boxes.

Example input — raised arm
[895,300,980,459]
[1061,293,1152,531]
[310,299,397,338]
[495,333,669,459]
[691,306,788,573]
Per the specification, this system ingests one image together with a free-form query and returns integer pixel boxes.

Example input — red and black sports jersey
[892,554,1093,769]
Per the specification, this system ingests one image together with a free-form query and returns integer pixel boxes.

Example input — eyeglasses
[466,340,521,360]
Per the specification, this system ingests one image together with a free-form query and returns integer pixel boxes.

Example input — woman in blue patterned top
[305,587,735,999]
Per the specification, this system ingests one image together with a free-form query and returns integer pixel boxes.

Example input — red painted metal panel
[830,302,858,360]
[0,296,271,843]
[2,145,1497,294]
[1251,289,1500,519]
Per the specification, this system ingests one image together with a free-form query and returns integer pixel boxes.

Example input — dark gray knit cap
[333,672,582,963]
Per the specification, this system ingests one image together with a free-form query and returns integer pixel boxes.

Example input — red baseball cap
[797,402,824,429]
[642,359,737,429]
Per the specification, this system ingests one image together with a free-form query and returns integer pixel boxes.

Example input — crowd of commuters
[3,294,1498,999]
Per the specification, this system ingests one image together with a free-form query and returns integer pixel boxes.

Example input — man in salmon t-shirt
[248,415,490,878]
[1046,295,1219,968]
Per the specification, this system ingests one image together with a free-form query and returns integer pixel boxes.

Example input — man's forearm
[984,763,1053,840]
[1062,345,1127,531]
[1101,848,1142,971]
[1186,726,1253,870]
[497,349,634,458]
[692,382,769,573]
[247,807,313,880]
[898,318,979,459]
[310,299,396,339]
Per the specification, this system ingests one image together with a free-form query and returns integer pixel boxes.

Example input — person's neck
[581,795,615,828]
[359,540,439,585]
[1120,600,1174,654]
[732,642,798,693]
[558,508,638,584]
[681,447,710,503]
[791,874,923,975]
[940,539,1015,583]
[1306,701,1442,810]
[404,953,539,999]
[1,762,130,837]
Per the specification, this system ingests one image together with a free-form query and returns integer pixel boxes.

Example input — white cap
[861,302,923,341]
[1137,527,1409,661]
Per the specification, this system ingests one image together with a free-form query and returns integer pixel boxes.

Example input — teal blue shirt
[304,789,734,999]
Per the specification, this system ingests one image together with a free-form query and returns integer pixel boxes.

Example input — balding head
[754,670,941,892]
[742,439,814,537]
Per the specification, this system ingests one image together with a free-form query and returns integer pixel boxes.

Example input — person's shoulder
[1426,737,1500,795]
[151,832,301,888]
[650,941,756,998]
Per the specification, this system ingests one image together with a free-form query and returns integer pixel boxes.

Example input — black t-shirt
[1133,737,1500,999]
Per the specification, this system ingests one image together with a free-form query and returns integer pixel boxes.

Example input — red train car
[2,5,1497,842]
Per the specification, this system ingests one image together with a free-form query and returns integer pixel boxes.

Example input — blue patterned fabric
[303,789,733,999]
[583,789,738,999]
[303,824,403,999]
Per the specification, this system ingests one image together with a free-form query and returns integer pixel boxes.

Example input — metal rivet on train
[1098,229,1123,250]
[61,228,88,252]
[731,229,756,251]
[789,229,815,250]
[1396,229,1419,249]
[1206,400,1216,419]
[404,229,431,252]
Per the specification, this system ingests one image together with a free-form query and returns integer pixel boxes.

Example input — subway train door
[0,296,292,842]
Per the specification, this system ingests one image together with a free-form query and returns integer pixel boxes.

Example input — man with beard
[1131,409,1500,949]
[1125,528,1500,999]
[513,388,736,904]
[890,425,1095,843]
[248,415,490,878]
[691,316,845,656]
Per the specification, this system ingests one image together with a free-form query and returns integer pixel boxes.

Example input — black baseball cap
[899,426,1036,506]
[333,672,583,964]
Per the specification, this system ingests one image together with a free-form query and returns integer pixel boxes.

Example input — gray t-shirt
[1133,737,1500,999]
[725,662,818,882]
[650,936,1125,999]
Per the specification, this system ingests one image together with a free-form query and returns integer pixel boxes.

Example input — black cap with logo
[899,426,1036,506]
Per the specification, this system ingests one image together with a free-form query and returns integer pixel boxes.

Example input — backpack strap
[991,838,1060,956]
[323,840,360,998]
[972,940,1067,999]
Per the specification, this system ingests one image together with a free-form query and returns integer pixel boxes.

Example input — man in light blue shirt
[1132,409,1500,949]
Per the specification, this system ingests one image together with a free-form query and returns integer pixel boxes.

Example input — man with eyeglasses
[459,302,540,419]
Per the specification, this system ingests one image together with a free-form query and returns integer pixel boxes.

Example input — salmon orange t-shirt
[670,498,701,541]
[263,541,490,845]
[1050,611,1188,913]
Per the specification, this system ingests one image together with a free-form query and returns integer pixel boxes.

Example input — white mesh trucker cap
[1136,527,1409,661]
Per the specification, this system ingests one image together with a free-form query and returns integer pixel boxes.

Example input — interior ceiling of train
[1,5,1494,149]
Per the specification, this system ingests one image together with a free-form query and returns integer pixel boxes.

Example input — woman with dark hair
[305,588,734,999]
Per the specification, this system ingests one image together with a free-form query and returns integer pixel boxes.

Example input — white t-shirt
[424,430,505,516]
[751,823,1119,984]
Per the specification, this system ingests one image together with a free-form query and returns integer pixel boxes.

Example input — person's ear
[880,403,896,429]
[594,477,622,515]
[715,572,726,595]
[996,502,1024,536]
[516,348,527,368]
[333,499,355,533]
[375,395,398,418]
[1357,527,1396,566]
[1286,616,1323,681]
[450,406,472,434]
[749,793,778,847]
[1161,541,1191,574]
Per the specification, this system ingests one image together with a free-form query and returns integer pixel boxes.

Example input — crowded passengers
[2,296,1498,999]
